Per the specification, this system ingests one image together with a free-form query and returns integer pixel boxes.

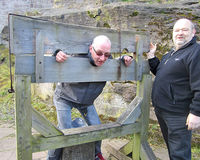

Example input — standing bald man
[147,18,200,160]
[47,35,133,160]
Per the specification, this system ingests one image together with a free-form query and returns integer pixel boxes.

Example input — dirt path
[0,121,47,160]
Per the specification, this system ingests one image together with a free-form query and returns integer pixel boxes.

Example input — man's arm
[147,43,156,59]
[146,43,160,75]
[186,48,200,130]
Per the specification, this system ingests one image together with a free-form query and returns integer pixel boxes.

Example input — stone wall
[2,0,199,47]
[2,0,200,118]
[0,0,105,44]
[41,0,200,58]
[0,0,53,44]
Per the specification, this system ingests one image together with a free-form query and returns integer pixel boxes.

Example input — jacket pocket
[169,84,176,104]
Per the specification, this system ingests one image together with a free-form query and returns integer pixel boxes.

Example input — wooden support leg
[133,133,141,160]
[132,74,153,160]
[15,75,32,160]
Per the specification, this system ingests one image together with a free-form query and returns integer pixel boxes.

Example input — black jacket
[149,37,200,116]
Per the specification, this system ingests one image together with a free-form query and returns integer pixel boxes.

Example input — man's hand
[56,51,68,63]
[146,43,157,59]
[123,56,133,67]
[186,113,200,130]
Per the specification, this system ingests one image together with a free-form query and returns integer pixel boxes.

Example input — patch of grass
[192,133,200,159]
[0,45,15,123]
[148,120,166,148]
[32,96,57,125]
[32,95,84,125]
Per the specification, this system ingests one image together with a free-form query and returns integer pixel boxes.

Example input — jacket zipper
[164,50,176,64]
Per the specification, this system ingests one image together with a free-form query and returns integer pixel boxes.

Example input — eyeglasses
[93,47,111,58]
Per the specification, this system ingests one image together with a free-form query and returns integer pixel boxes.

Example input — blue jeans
[47,97,102,160]
[155,108,192,160]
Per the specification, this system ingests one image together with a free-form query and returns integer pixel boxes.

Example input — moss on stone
[25,10,41,16]
[103,22,111,28]
[130,11,139,17]
[87,11,95,18]
[103,93,113,103]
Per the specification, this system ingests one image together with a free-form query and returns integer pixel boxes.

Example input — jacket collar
[88,50,97,66]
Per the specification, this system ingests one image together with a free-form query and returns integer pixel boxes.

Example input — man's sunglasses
[93,47,111,58]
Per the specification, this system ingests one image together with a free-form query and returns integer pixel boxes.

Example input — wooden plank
[106,144,132,160]
[119,141,157,160]
[119,141,132,156]
[9,14,149,55]
[32,107,63,137]
[117,96,142,125]
[62,142,95,160]
[133,133,141,160]
[140,141,156,160]
[15,56,137,83]
[8,14,14,54]
[32,122,141,152]
[35,31,45,82]
[135,37,144,81]
[142,60,150,74]
[132,74,152,160]
[108,139,130,151]
[15,75,32,160]
[138,74,152,142]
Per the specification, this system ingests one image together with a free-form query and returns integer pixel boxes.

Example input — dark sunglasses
[93,47,111,58]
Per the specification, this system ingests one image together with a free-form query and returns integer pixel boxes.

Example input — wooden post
[139,74,152,142]
[133,74,152,160]
[133,132,141,160]
[132,34,152,160]
[132,36,143,160]
[15,75,32,160]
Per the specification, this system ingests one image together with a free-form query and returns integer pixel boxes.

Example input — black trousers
[155,108,192,160]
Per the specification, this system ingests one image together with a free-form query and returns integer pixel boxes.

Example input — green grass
[0,45,15,122]
[32,96,58,125]
[191,133,200,159]
[32,95,83,126]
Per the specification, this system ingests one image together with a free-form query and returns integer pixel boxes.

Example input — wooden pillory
[9,14,156,160]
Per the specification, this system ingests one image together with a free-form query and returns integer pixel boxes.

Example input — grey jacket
[54,52,106,105]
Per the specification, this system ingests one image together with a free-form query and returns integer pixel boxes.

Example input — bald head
[173,18,196,50]
[174,18,195,31]
[90,35,111,66]
[92,35,111,51]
